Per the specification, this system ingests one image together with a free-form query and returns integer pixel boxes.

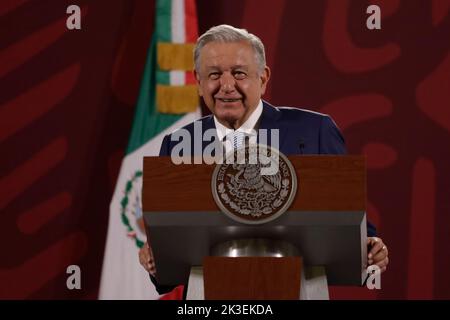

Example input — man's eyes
[233,71,247,79]
[207,71,247,80]
[208,72,220,80]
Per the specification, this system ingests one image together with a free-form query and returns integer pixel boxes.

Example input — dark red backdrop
[1,0,449,299]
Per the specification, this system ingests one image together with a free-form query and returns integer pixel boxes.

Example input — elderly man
[139,24,389,294]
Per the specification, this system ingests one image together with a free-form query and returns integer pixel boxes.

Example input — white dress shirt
[213,100,263,151]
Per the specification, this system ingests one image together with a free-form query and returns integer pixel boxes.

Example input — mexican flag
[99,0,200,299]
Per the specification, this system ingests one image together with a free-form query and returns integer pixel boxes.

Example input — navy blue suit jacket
[159,101,347,157]
[152,101,376,294]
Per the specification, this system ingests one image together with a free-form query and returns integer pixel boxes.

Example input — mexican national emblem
[212,145,297,224]
[120,170,146,248]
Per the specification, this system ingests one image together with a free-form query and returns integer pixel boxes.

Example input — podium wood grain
[203,256,302,300]
[143,155,365,212]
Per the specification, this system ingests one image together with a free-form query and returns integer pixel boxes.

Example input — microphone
[299,139,305,154]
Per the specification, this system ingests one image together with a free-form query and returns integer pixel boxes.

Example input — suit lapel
[258,101,287,151]
[200,101,287,153]
[201,115,218,152]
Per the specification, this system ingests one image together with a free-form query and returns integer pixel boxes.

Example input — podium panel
[143,156,368,289]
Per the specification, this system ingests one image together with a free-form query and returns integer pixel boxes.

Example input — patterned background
[0,0,449,299]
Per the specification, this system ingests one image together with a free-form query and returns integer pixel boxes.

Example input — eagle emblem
[212,145,297,224]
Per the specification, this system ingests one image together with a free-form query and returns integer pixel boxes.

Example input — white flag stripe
[170,70,186,86]
[171,0,185,43]
[99,109,200,299]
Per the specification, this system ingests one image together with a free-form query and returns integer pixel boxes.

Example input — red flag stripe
[184,0,198,43]
[184,0,198,85]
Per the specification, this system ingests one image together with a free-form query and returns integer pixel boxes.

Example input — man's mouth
[216,98,241,103]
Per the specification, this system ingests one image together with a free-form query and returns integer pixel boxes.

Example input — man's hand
[139,241,156,276]
[367,237,389,273]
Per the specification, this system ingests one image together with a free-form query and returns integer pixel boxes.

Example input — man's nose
[219,73,236,93]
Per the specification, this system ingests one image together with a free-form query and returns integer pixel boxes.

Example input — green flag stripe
[156,0,172,42]
[156,0,171,88]
[126,34,183,155]
[156,70,170,85]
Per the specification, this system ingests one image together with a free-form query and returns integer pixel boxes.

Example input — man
[139,24,389,295]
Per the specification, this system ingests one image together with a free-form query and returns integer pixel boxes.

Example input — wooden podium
[142,155,367,300]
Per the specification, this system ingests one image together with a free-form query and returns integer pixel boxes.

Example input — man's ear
[260,66,271,95]
[194,70,203,96]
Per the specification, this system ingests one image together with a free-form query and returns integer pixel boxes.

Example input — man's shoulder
[265,103,346,154]
[167,114,214,135]
[273,105,329,121]
[159,115,214,156]
[266,104,332,128]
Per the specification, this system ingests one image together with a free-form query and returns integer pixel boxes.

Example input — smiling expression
[195,41,270,129]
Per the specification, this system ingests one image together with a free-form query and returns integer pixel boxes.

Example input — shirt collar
[213,100,263,141]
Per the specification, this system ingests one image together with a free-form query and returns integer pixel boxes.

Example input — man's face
[195,41,270,129]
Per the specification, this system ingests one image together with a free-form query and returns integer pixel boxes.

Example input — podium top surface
[143,155,366,212]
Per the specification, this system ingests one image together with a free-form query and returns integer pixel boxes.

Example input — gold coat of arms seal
[211,145,297,224]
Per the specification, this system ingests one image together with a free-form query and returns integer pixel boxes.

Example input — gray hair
[194,24,266,73]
